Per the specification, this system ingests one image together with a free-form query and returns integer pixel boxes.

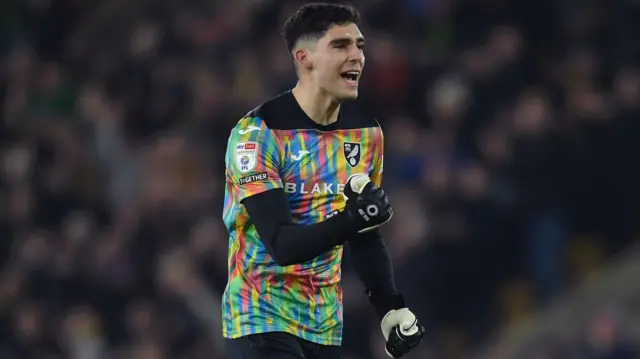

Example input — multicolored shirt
[222,91,384,346]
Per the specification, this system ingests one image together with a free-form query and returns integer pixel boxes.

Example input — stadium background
[1,0,639,358]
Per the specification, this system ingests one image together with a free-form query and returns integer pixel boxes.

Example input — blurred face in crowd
[294,23,365,100]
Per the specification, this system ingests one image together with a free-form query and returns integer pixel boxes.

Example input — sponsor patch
[236,142,257,151]
[239,172,268,185]
[235,141,258,173]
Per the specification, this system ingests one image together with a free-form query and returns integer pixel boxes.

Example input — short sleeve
[225,116,283,202]
[370,126,384,188]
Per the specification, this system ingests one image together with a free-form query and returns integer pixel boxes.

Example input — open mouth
[340,70,360,86]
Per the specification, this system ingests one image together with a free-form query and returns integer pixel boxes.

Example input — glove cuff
[366,289,406,319]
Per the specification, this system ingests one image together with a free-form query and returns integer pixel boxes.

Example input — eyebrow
[329,36,365,46]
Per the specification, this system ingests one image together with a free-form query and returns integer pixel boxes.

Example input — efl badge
[235,141,258,173]
[344,142,361,167]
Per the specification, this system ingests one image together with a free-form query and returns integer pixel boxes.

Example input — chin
[336,89,359,101]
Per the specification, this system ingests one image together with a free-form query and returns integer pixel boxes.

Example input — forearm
[243,189,356,266]
[269,214,355,265]
[348,230,404,318]
[349,230,396,293]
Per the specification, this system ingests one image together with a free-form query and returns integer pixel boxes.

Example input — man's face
[307,23,365,100]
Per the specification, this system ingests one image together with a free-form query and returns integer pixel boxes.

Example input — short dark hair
[283,3,361,53]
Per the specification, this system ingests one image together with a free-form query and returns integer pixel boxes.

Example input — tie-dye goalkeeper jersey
[221,91,384,346]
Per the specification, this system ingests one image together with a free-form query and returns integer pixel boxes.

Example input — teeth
[341,71,359,83]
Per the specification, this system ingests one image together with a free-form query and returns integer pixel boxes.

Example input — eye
[334,44,347,49]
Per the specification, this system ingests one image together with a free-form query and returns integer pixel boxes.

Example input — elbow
[263,237,296,266]
[262,226,299,267]
[269,251,297,267]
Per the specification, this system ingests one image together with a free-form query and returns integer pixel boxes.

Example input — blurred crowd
[1,0,639,358]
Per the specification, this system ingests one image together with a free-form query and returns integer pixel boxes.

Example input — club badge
[343,142,361,167]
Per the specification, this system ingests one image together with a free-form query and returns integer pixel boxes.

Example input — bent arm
[243,189,356,266]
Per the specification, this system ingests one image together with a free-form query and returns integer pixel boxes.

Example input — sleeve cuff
[366,289,406,319]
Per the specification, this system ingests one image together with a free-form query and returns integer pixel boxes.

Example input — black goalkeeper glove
[369,291,425,358]
[382,308,425,358]
[342,174,393,233]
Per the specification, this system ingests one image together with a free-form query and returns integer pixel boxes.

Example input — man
[222,3,424,359]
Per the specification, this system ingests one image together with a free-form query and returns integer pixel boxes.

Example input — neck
[292,81,340,126]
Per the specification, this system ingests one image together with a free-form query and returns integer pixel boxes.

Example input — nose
[348,46,364,63]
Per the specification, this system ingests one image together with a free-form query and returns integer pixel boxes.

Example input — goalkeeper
[222,3,424,359]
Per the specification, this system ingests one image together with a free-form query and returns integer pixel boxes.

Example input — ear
[294,49,313,70]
